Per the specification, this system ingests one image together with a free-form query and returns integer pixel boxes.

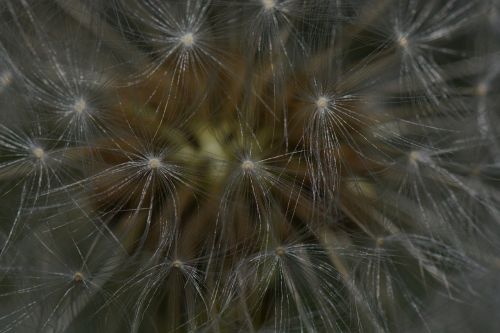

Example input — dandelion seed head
[180,33,195,48]
[261,0,276,11]
[31,147,45,160]
[148,157,162,170]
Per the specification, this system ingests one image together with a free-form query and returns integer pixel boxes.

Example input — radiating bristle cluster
[0,0,499,332]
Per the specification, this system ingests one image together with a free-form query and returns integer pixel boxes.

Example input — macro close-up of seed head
[0,0,499,332]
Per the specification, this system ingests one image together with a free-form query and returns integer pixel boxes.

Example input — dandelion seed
[408,150,420,165]
[366,0,482,114]
[3,21,115,144]
[228,243,346,332]
[0,221,123,332]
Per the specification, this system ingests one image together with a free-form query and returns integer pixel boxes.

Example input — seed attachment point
[73,98,87,114]
[241,160,255,172]
[0,71,13,88]
[316,97,329,110]
[31,147,45,160]
[73,271,84,283]
[148,158,162,169]
[262,0,276,10]
[172,260,183,269]
[409,150,430,166]
[180,33,195,47]
[397,35,409,49]
[275,246,286,256]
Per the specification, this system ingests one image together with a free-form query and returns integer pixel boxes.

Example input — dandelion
[0,1,499,332]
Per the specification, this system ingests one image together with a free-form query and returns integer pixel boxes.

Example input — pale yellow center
[241,160,255,171]
[148,158,162,169]
[180,33,195,47]
[275,246,286,256]
[476,83,488,97]
[32,147,45,160]
[316,97,329,109]
[0,71,13,87]
[262,0,276,10]
[172,260,183,268]
[73,98,87,114]
[73,272,84,282]
[398,36,409,48]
